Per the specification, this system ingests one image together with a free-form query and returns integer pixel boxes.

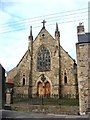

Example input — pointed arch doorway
[37,81,51,97]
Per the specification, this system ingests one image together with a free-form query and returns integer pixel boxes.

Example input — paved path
[0,110,90,120]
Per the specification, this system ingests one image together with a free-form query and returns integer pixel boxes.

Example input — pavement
[0,109,90,120]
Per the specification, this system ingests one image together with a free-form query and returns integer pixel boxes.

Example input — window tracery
[37,46,51,72]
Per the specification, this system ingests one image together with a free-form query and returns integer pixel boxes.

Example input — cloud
[0,11,11,24]
[0,1,14,9]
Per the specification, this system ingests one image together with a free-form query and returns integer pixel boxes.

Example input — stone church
[6,21,78,98]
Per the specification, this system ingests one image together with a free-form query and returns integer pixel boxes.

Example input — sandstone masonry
[76,23,90,115]
[6,22,78,100]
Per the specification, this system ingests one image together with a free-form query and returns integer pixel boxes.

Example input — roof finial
[55,23,60,37]
[30,26,32,36]
[29,26,33,40]
[41,20,46,28]
[56,22,59,31]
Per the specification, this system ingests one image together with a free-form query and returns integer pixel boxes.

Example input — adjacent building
[76,23,90,114]
[0,64,6,109]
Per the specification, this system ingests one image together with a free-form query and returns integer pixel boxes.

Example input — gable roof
[33,27,75,62]
[33,27,55,43]
[16,50,28,67]
[6,79,14,84]
[14,26,75,70]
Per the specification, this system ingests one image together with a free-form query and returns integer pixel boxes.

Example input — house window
[37,45,51,72]
[64,72,67,84]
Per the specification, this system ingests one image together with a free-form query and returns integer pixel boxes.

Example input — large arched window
[37,46,51,72]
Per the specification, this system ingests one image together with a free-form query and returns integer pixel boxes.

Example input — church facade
[6,21,78,98]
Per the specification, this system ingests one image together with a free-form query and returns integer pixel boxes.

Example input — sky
[0,0,89,72]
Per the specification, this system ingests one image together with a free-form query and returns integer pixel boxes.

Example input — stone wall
[31,28,77,97]
[76,43,90,114]
[32,28,60,95]
[61,47,77,96]
[11,104,79,115]
[6,67,17,82]
[7,51,30,95]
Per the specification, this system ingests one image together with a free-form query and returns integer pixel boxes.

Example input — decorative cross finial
[42,20,46,28]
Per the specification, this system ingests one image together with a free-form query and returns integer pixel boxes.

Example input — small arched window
[64,72,67,84]
[22,78,25,86]
[37,45,51,72]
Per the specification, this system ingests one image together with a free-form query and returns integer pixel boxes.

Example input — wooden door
[45,81,50,96]
[37,82,44,96]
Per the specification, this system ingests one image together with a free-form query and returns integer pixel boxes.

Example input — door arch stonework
[36,75,52,96]
[37,81,51,96]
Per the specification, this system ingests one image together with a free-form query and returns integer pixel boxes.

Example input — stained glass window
[37,46,51,72]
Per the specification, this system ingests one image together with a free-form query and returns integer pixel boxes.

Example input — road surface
[0,110,90,120]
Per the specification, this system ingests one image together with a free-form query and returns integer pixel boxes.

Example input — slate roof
[78,33,90,43]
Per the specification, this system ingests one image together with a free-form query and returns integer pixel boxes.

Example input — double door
[37,81,50,96]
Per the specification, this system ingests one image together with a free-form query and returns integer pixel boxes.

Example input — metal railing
[12,94,79,106]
